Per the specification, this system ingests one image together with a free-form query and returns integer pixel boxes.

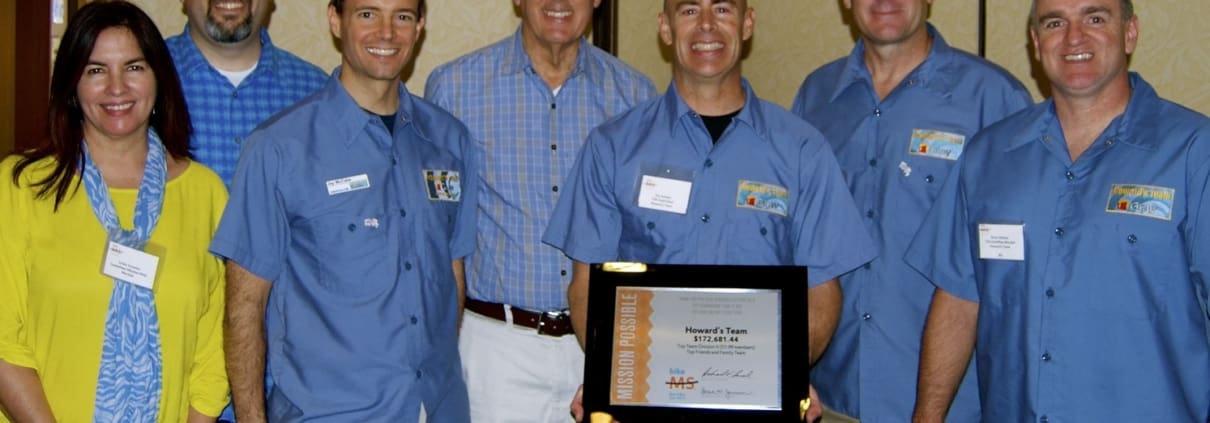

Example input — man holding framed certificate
[543,0,877,420]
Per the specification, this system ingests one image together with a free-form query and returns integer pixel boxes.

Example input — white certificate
[609,287,781,410]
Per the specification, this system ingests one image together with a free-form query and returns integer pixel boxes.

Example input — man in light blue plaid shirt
[425,1,655,421]
[167,0,327,186]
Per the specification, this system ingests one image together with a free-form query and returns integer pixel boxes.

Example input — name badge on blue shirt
[736,180,789,216]
[1106,184,1175,221]
[327,174,371,196]
[424,169,462,202]
[908,129,966,161]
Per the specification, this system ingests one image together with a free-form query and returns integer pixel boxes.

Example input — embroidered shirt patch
[908,129,966,161]
[1106,184,1175,221]
[736,180,789,216]
[424,169,462,202]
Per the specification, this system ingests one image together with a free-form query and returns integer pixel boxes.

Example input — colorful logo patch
[736,180,788,216]
[908,129,966,161]
[424,169,461,202]
[1105,184,1175,221]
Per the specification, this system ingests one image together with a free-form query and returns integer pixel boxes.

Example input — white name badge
[102,241,160,290]
[977,223,1025,261]
[637,175,692,214]
[326,174,371,195]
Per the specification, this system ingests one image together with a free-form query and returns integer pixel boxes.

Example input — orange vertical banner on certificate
[611,287,653,404]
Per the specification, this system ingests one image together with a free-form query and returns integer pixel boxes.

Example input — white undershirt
[216,62,258,87]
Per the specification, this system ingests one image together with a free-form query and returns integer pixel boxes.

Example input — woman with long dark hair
[0,2,228,421]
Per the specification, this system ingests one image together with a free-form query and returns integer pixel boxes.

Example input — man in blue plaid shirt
[425,1,655,421]
[167,0,327,186]
[166,1,327,420]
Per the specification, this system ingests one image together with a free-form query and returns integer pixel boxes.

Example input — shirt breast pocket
[302,212,396,299]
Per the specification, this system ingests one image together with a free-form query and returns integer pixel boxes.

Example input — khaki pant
[820,406,860,423]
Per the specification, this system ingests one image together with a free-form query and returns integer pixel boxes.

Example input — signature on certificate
[701,366,754,379]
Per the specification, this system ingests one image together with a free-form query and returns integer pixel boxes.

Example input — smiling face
[184,0,267,43]
[660,0,754,87]
[77,27,157,145]
[1030,0,1137,101]
[515,0,600,51]
[329,0,425,85]
[845,0,931,47]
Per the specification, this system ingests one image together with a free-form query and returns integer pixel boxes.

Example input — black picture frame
[583,263,809,422]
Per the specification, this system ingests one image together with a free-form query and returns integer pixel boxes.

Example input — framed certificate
[583,263,808,422]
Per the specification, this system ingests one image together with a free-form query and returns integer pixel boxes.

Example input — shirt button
[234,137,243,144]
[866,210,875,218]
[550,144,557,151]
[646,222,655,230]
[404,262,413,271]
[704,159,714,168]
[924,175,934,183]
[347,223,356,232]
[1054,227,1064,237]
[1065,171,1075,180]
[415,370,422,379]
[862,313,872,320]
[552,185,559,192]
[561,270,567,276]
[1127,234,1138,243]
[399,209,406,218]
[410,316,418,324]
[1046,288,1055,298]
[1040,416,1049,423]
[869,159,878,167]
[391,156,398,165]
[759,227,768,235]
[874,108,881,117]
[863,263,871,270]
[1041,352,1052,362]
[700,214,711,223]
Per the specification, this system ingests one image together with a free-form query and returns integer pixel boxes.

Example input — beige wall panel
[618,1,979,109]
[987,1,1210,114]
[128,1,519,94]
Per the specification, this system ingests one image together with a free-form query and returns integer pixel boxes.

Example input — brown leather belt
[465,298,574,337]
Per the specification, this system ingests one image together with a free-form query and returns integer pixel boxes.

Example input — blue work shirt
[906,74,1210,422]
[167,27,327,186]
[425,29,655,311]
[543,80,876,286]
[210,69,477,422]
[791,26,1031,422]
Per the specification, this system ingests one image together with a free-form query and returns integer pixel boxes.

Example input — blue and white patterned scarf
[82,130,166,422]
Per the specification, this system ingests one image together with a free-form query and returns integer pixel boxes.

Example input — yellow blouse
[0,155,229,421]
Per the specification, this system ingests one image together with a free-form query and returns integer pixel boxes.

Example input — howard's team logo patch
[424,169,461,202]
[908,129,966,161]
[1106,184,1175,221]
[736,180,788,216]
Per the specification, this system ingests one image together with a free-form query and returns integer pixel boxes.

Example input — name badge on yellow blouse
[102,241,160,290]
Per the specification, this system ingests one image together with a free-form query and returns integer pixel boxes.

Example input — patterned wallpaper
[128,1,1208,114]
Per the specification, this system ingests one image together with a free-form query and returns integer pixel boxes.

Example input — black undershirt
[700,108,742,143]
[365,108,397,134]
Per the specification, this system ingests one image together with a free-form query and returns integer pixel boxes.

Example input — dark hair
[12,0,192,209]
[329,0,426,18]
[1030,0,1134,29]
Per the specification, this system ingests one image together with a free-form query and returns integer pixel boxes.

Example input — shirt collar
[499,27,590,79]
[662,78,771,144]
[828,24,956,103]
[321,67,416,148]
[1005,73,1160,152]
[174,26,278,80]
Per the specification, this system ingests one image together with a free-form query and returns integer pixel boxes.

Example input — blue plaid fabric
[167,28,328,185]
[426,29,656,311]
